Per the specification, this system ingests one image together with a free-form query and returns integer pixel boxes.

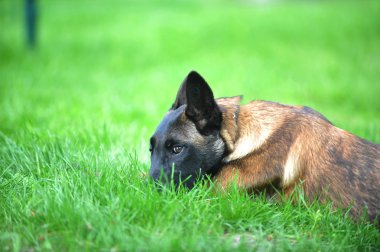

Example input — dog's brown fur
[214,96,380,222]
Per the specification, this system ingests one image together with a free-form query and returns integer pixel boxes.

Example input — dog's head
[149,71,226,188]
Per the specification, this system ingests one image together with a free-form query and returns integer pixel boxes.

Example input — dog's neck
[216,96,241,154]
[214,98,297,190]
[217,97,282,164]
[215,98,305,187]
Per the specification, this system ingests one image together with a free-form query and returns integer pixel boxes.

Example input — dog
[149,71,380,222]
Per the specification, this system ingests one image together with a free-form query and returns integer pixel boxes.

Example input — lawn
[1,0,380,251]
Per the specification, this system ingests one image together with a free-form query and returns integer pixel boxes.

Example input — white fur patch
[223,128,272,163]
[282,150,300,187]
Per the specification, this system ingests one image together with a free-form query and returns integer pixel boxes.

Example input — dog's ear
[184,71,222,135]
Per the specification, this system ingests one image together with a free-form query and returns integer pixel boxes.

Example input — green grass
[1,0,380,251]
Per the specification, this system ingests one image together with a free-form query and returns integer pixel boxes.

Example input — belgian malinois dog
[149,71,380,222]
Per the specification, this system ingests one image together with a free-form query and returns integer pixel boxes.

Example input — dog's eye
[172,146,184,154]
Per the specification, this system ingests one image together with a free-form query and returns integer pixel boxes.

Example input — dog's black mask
[149,71,225,188]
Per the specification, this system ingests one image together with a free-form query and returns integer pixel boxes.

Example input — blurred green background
[1,1,380,251]
[1,0,380,151]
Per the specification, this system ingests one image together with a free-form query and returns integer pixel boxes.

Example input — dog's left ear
[184,71,222,135]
